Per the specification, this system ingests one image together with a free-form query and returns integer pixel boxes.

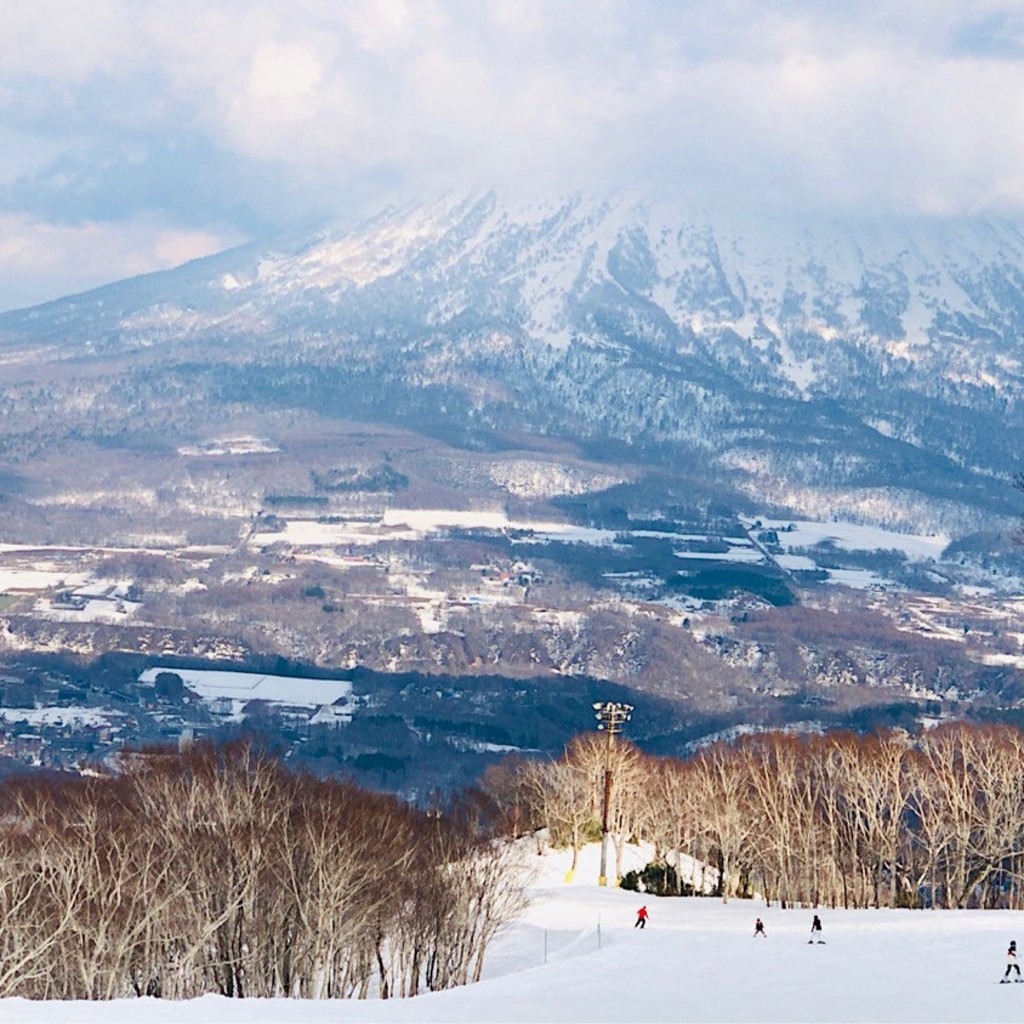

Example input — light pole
[593,700,633,886]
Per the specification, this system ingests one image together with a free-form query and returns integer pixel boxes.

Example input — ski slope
[2,842,1022,1022]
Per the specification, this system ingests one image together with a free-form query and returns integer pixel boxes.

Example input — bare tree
[515,758,596,875]
[0,741,529,1001]
[690,741,759,902]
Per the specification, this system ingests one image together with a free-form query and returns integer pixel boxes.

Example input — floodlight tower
[593,700,633,886]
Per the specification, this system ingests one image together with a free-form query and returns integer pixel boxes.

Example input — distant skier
[809,914,823,944]
[635,905,649,929]
[1003,940,1021,982]
[754,918,766,937]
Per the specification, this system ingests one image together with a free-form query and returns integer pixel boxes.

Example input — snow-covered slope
[3,841,1023,1023]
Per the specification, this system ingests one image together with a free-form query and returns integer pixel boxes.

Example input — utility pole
[593,700,633,886]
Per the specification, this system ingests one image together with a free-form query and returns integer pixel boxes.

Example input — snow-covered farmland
[0,568,90,592]
[2,840,1022,1023]
[774,553,819,571]
[753,518,949,561]
[251,510,625,550]
[252,510,953,594]
[675,544,765,564]
[823,567,891,590]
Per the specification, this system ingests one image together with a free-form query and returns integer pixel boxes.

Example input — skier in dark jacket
[810,914,823,943]
[635,905,649,929]
[754,917,766,937]
[1004,940,1021,982]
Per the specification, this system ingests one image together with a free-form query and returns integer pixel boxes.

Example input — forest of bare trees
[0,743,527,1000]
[486,722,1024,911]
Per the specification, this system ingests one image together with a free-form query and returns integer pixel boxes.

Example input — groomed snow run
[3,841,1024,1022]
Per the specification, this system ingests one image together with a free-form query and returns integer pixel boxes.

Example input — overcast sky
[1,0,1023,311]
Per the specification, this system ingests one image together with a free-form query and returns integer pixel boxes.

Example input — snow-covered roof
[138,668,352,708]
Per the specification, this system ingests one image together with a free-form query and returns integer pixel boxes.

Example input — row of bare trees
[0,742,527,1000]
[486,722,1024,910]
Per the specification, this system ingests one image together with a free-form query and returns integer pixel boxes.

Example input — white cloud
[346,0,415,55]
[247,43,323,106]
[0,214,241,310]
[1,1,1023,306]
[0,0,140,81]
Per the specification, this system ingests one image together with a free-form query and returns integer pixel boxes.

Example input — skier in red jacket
[635,905,649,929]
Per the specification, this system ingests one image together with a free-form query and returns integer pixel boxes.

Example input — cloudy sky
[1,0,1023,311]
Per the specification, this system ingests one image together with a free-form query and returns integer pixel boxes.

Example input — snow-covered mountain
[3,191,1024,532]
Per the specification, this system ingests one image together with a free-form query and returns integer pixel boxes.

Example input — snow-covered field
[252,510,627,549]
[0,568,89,591]
[2,841,1022,1022]
[754,518,949,562]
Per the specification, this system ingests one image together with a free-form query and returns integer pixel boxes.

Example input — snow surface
[675,546,765,564]
[253,511,624,549]
[178,436,279,456]
[35,597,140,624]
[3,840,1024,1022]
[753,519,948,561]
[822,567,893,591]
[774,554,820,571]
[0,707,120,728]
[0,569,89,591]
[137,668,352,708]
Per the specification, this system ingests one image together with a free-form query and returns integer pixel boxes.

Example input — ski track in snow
[2,842,1023,1022]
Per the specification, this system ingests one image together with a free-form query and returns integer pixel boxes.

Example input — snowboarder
[809,914,824,944]
[1003,940,1022,982]
[754,918,766,937]
[635,905,649,929]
